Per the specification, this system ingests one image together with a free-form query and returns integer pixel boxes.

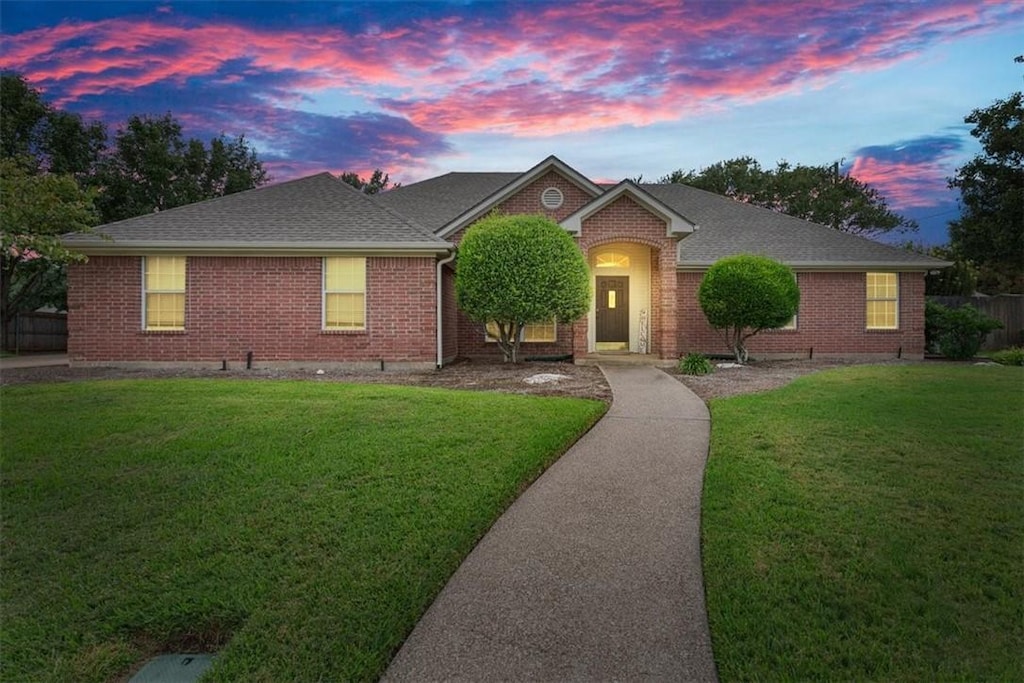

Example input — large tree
[0,72,105,179]
[456,213,590,363]
[95,114,268,222]
[662,157,916,238]
[0,158,98,349]
[698,254,800,363]
[947,91,1023,293]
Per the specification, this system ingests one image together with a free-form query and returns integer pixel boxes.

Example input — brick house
[64,156,947,368]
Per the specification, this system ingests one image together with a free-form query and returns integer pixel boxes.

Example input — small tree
[456,213,590,363]
[698,254,799,362]
[0,158,98,349]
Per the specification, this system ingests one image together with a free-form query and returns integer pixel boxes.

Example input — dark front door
[596,276,629,343]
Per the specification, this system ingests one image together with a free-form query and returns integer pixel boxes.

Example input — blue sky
[2,0,1022,244]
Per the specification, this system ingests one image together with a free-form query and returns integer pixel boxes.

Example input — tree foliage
[0,72,105,179]
[95,114,267,222]
[925,301,1002,359]
[662,157,916,238]
[339,168,397,194]
[698,254,800,362]
[456,214,590,363]
[948,91,1023,293]
[0,158,98,348]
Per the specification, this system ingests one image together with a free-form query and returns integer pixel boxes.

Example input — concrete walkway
[384,365,717,682]
[0,353,68,369]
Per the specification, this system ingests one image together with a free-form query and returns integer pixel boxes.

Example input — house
[63,156,947,368]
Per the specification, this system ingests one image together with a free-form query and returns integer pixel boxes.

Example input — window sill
[866,328,900,333]
[321,329,368,335]
[142,329,186,334]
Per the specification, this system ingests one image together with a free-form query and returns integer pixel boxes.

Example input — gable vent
[541,187,564,209]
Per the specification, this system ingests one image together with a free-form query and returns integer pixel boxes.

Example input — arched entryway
[587,243,655,354]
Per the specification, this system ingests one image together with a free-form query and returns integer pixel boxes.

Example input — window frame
[142,256,186,331]
[322,257,367,331]
[865,272,899,330]
[484,319,557,343]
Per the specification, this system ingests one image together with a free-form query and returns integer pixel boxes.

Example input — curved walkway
[384,365,717,682]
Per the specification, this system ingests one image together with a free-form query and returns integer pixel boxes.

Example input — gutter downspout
[436,250,456,369]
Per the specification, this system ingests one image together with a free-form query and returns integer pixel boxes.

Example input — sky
[1,1,1022,245]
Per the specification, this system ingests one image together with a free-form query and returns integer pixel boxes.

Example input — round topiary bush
[456,213,590,363]
[698,254,799,362]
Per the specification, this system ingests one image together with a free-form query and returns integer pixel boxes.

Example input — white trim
[865,271,900,330]
[436,156,602,239]
[561,180,697,237]
[322,257,367,331]
[436,251,456,368]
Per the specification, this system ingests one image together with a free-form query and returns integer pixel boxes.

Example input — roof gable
[64,173,450,254]
[562,180,698,238]
[433,155,603,238]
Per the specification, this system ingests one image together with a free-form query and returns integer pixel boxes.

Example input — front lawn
[702,364,1023,681]
[0,379,605,682]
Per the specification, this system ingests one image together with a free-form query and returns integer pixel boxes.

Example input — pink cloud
[0,0,1018,141]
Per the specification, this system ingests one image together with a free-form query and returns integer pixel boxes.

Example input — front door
[596,276,629,349]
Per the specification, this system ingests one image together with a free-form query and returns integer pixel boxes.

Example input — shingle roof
[65,172,450,252]
[375,172,519,232]
[639,183,947,269]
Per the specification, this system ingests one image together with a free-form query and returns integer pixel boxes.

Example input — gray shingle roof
[65,172,450,252]
[375,172,519,233]
[639,183,947,269]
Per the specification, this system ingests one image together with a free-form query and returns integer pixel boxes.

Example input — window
[866,272,898,329]
[324,257,366,330]
[143,256,185,330]
[485,319,557,343]
[594,251,630,269]
[780,273,798,329]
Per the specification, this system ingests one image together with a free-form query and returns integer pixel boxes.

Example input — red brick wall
[68,255,438,365]
[578,195,679,359]
[494,170,595,223]
[677,270,927,359]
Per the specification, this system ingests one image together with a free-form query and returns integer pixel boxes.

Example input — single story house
[63,155,948,368]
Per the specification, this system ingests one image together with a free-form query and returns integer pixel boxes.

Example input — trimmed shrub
[698,254,799,363]
[989,346,1024,366]
[456,213,590,363]
[927,302,1003,360]
[678,352,714,375]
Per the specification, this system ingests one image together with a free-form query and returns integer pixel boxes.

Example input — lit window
[485,319,557,343]
[324,257,366,330]
[866,272,898,329]
[594,252,630,268]
[143,256,185,330]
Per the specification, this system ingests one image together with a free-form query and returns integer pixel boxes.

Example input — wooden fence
[928,295,1024,350]
[5,311,68,352]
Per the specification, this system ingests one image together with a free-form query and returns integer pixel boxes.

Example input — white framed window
[780,273,798,330]
[143,256,185,331]
[866,272,898,329]
[323,257,366,330]
[485,319,557,343]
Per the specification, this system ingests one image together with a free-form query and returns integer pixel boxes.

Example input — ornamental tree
[698,254,799,363]
[456,213,590,363]
[0,158,98,349]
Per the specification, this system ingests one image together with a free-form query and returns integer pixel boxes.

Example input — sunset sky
[2,0,1021,244]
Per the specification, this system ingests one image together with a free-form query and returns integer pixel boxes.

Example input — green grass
[702,364,1024,681]
[0,379,605,682]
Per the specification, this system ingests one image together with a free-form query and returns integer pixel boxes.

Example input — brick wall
[68,255,438,365]
[578,195,679,359]
[677,270,927,359]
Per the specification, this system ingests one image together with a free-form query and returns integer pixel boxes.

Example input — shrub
[698,254,799,363]
[456,213,590,363]
[924,300,947,354]
[927,303,1003,360]
[678,352,714,375]
[989,346,1024,366]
